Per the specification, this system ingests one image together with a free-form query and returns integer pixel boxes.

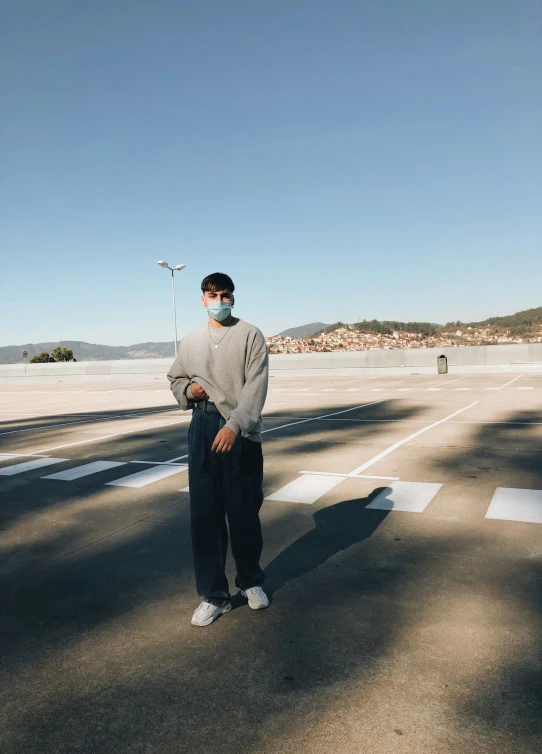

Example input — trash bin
[437,355,448,375]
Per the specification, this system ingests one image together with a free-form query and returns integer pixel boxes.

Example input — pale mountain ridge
[0,341,177,365]
[277,322,329,338]
[1,307,540,364]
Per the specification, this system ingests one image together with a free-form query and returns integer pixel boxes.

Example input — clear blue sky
[1,0,541,345]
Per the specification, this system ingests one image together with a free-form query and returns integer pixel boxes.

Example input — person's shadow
[261,486,393,597]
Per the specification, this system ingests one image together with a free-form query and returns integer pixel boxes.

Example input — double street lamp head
[157,261,186,358]
[157,261,187,272]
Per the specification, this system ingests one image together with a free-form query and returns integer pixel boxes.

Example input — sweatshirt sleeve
[167,348,194,411]
[225,330,269,436]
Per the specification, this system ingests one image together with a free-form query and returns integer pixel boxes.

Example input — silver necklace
[208,324,231,348]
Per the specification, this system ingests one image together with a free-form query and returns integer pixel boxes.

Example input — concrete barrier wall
[0,359,175,379]
[1,343,541,380]
[269,344,542,370]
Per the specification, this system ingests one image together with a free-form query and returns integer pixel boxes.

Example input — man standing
[168,272,270,627]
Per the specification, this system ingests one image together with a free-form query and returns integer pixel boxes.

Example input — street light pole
[157,261,186,357]
[170,268,178,356]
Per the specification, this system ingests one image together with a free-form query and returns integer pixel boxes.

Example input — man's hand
[190,382,209,400]
[212,427,238,453]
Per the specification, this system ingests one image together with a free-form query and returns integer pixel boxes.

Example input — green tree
[52,347,75,362]
[30,352,51,363]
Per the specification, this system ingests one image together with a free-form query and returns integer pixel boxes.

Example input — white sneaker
[191,601,232,627]
[241,586,269,610]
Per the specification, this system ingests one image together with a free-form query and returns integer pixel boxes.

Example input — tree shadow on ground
[0,400,423,538]
[431,408,542,748]
[3,404,541,752]
[0,401,179,438]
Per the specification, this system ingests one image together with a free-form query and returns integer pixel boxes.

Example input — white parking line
[266,474,344,504]
[164,453,189,463]
[349,402,478,475]
[486,488,542,524]
[366,482,443,513]
[262,400,385,435]
[0,453,40,461]
[499,375,523,388]
[0,457,67,476]
[106,464,188,488]
[0,407,179,437]
[485,375,523,391]
[29,418,191,454]
[42,461,126,481]
[267,402,478,505]
[299,470,400,480]
[426,376,468,389]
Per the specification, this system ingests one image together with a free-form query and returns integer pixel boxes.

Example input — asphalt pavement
[1,372,541,753]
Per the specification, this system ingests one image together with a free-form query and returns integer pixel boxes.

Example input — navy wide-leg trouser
[188,401,264,602]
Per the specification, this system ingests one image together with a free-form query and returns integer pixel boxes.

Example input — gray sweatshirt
[167,318,269,442]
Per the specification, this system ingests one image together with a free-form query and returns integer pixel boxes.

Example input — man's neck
[208,315,235,329]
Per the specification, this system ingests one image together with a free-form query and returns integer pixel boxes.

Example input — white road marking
[0,452,50,458]
[365,482,442,513]
[180,485,190,492]
[0,407,179,437]
[266,404,489,506]
[29,418,191,454]
[426,388,442,391]
[0,453,41,461]
[485,488,542,524]
[265,474,344,504]
[164,453,189,463]
[348,402,479,476]
[106,464,189,488]
[426,376,469,389]
[485,375,523,391]
[263,416,542,426]
[454,387,471,391]
[299,470,400,480]
[42,461,126,480]
[266,401,472,510]
[517,387,534,391]
[0,457,67,476]
[499,375,523,388]
[261,401,385,435]
[129,460,187,466]
[397,388,412,392]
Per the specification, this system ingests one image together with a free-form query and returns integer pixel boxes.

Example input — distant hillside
[278,322,329,338]
[318,320,440,337]
[463,307,542,336]
[312,307,542,339]
[2,307,540,364]
[0,341,176,365]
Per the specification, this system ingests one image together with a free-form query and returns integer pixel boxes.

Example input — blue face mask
[206,301,233,321]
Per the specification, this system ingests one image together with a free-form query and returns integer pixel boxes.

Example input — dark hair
[201,272,235,294]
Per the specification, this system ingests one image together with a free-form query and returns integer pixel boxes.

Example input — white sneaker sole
[191,602,232,627]
[240,591,269,610]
